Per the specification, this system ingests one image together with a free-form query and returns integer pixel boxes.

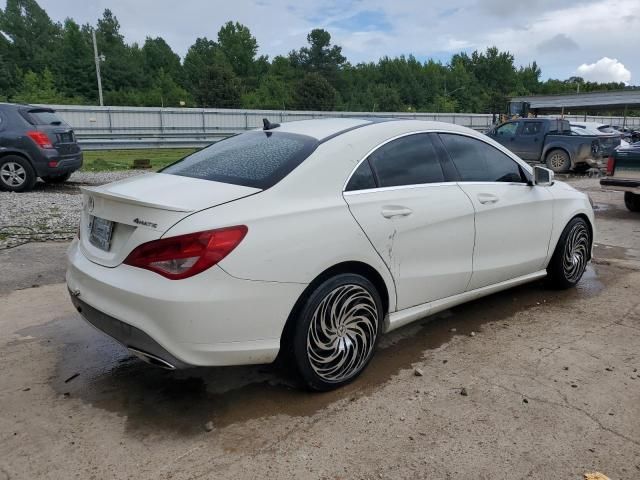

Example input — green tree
[217,21,258,79]
[289,29,345,85]
[141,37,182,81]
[294,73,337,110]
[13,68,80,104]
[184,39,241,107]
[241,75,291,109]
[0,0,61,76]
[469,47,517,113]
[56,19,95,100]
[95,9,145,93]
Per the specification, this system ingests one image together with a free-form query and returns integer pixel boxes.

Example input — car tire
[290,273,383,391]
[547,217,591,289]
[0,155,37,192]
[42,172,72,184]
[545,149,571,173]
[624,192,640,212]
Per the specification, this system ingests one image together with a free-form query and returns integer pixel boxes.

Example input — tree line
[0,0,633,113]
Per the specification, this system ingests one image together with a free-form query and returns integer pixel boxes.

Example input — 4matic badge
[133,218,158,229]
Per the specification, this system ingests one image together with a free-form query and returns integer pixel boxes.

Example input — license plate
[89,216,114,251]
[58,131,74,143]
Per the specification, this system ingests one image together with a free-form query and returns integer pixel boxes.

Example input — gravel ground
[0,171,141,250]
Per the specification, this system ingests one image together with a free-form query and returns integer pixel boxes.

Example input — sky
[13,0,640,84]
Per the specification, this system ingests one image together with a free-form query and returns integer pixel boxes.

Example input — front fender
[544,181,595,266]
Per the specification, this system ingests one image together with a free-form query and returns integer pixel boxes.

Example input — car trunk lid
[79,173,260,267]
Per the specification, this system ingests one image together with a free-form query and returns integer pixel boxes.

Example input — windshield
[162,131,318,189]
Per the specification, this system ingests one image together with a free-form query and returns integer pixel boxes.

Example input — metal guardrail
[39,104,640,150]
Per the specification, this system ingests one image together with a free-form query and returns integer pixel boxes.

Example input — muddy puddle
[15,263,614,437]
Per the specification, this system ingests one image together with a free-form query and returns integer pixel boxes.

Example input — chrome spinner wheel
[306,284,379,383]
[562,221,589,283]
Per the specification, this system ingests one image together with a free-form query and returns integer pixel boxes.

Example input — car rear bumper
[65,239,307,368]
[600,177,640,193]
[33,149,83,176]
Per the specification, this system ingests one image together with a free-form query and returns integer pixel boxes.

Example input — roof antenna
[263,118,280,130]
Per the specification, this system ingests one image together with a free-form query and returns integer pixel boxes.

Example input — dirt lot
[0,177,639,480]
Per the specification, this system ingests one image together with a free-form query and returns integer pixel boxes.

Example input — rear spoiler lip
[80,186,194,213]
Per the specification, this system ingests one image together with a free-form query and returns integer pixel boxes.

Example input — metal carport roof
[510,90,640,111]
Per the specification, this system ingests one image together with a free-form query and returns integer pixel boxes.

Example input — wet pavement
[1,176,639,479]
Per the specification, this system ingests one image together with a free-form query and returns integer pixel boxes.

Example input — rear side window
[26,110,65,125]
[367,134,444,188]
[346,160,377,191]
[162,131,317,189]
[522,122,542,135]
[440,134,525,183]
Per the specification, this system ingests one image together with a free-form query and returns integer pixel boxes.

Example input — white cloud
[576,57,631,84]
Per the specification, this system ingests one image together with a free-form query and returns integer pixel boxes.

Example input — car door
[513,121,544,161]
[437,133,553,291]
[343,133,475,311]
[490,121,520,154]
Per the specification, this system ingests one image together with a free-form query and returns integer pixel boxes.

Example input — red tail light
[606,155,615,176]
[123,226,248,280]
[26,130,53,149]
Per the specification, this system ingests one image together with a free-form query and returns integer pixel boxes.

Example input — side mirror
[533,166,554,186]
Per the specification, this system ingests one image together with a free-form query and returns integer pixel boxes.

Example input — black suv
[0,103,83,192]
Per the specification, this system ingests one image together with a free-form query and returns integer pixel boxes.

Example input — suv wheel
[624,192,640,212]
[290,274,382,391]
[546,149,571,173]
[547,217,591,289]
[0,155,37,192]
[42,172,72,184]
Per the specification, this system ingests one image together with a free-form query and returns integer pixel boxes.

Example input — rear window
[162,131,318,189]
[27,110,65,125]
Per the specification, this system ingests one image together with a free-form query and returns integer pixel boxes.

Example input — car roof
[257,117,479,142]
[259,117,386,141]
[0,102,46,112]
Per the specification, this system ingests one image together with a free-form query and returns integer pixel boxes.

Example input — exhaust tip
[128,347,176,370]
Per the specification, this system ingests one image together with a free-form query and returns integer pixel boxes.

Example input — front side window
[496,122,518,137]
[367,134,444,188]
[162,131,317,189]
[440,134,525,183]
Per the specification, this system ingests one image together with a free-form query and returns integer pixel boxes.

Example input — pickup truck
[486,118,600,173]
[600,143,640,212]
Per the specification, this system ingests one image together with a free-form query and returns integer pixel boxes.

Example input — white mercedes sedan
[67,118,594,391]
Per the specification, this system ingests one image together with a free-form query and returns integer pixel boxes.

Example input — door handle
[381,206,413,218]
[477,193,499,205]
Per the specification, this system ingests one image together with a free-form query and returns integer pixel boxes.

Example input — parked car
[67,118,594,391]
[486,118,599,173]
[570,122,621,158]
[610,125,640,142]
[601,142,640,212]
[0,103,82,192]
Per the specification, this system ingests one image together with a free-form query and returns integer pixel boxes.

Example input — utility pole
[92,29,104,106]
